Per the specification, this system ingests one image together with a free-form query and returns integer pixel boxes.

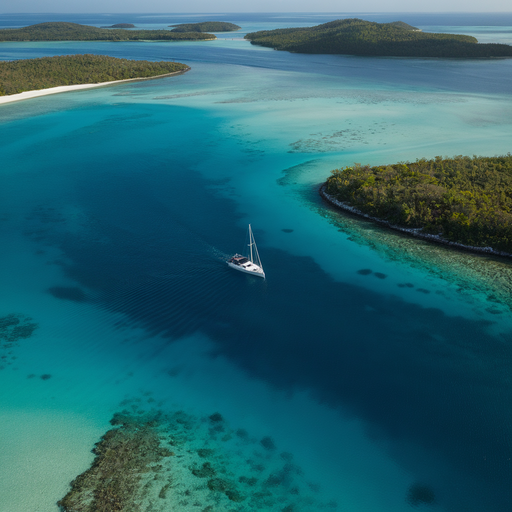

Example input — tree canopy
[101,24,136,29]
[0,22,215,42]
[245,18,512,58]
[325,155,512,253]
[386,21,420,31]
[0,54,189,96]
[169,22,241,33]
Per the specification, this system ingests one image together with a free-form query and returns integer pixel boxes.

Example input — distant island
[169,21,241,33]
[245,18,512,58]
[0,54,189,96]
[387,21,420,30]
[0,22,216,42]
[322,155,512,256]
[101,23,136,29]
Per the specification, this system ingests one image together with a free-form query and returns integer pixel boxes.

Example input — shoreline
[0,67,190,105]
[319,185,512,260]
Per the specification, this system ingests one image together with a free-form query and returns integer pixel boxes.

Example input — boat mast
[248,224,254,263]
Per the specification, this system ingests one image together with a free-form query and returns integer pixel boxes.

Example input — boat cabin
[228,255,249,266]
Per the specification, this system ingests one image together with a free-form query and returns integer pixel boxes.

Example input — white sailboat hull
[227,261,265,278]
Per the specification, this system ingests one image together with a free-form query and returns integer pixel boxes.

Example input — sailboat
[227,224,265,278]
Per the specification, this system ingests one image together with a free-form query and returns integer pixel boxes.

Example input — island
[245,18,512,58]
[0,21,216,42]
[101,23,136,29]
[169,21,241,33]
[386,21,421,31]
[322,155,512,256]
[0,54,189,97]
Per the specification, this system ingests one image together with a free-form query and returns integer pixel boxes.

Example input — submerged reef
[58,398,337,511]
[48,286,87,302]
[58,409,173,512]
[0,314,37,369]
[406,483,436,507]
[314,186,512,313]
[0,314,37,342]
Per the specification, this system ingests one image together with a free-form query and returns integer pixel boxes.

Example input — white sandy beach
[0,70,189,105]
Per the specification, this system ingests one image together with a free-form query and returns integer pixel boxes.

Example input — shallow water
[1,12,512,512]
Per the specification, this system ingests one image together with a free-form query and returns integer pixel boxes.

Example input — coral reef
[0,314,37,341]
[311,186,512,314]
[0,314,37,370]
[48,286,87,302]
[58,410,172,512]
[260,436,277,451]
[58,398,338,511]
[406,483,436,507]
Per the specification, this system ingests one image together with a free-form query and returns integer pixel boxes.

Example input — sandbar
[0,68,189,105]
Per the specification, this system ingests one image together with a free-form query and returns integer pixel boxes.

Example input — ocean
[0,12,511,512]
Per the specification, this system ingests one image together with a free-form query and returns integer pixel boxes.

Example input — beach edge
[0,66,190,105]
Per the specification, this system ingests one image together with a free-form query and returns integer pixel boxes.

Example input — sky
[1,0,511,14]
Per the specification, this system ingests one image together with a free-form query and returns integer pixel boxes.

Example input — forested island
[169,21,241,32]
[323,155,512,255]
[0,55,189,96]
[101,23,136,29]
[245,18,512,58]
[0,22,215,42]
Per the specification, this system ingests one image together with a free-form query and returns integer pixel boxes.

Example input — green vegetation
[169,21,241,33]
[0,54,189,96]
[325,155,512,253]
[102,23,136,29]
[387,21,420,31]
[245,18,512,58]
[0,21,216,42]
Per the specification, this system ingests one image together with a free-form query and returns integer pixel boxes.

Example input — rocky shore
[320,185,512,259]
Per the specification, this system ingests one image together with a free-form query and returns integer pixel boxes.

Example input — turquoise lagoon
[1,13,512,512]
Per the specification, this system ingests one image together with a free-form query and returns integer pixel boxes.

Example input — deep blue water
[1,12,512,512]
